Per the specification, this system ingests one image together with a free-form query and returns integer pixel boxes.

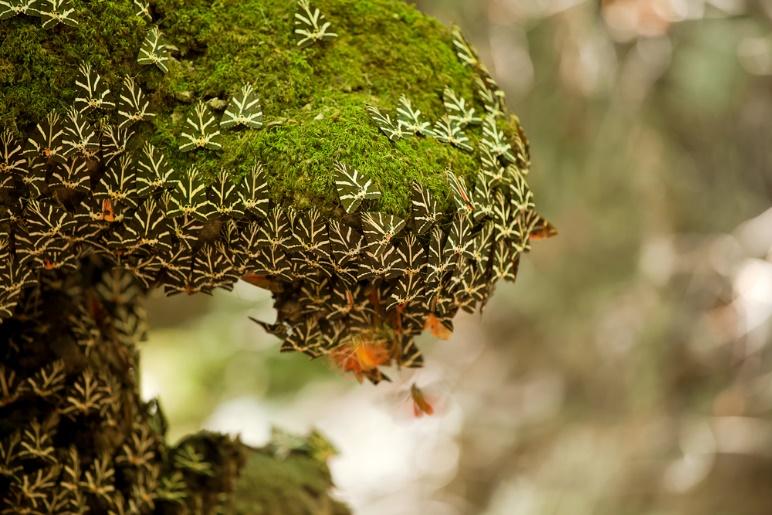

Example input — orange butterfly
[528,215,557,241]
[331,335,391,383]
[410,383,435,417]
[424,313,452,340]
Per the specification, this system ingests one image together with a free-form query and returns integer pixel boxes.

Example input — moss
[0,1,145,126]
[231,449,349,515]
[0,0,518,216]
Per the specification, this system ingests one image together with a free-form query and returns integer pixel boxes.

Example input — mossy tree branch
[0,0,551,512]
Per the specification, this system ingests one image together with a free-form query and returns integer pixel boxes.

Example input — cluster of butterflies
[240,24,556,383]
[0,3,552,385]
[0,61,250,292]
[0,296,235,514]
[367,29,517,158]
[0,0,78,26]
[134,0,336,79]
[0,0,154,26]
[0,4,554,515]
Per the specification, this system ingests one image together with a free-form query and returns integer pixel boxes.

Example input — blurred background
[140,1,772,513]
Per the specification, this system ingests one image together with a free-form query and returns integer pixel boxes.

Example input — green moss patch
[0,0,516,215]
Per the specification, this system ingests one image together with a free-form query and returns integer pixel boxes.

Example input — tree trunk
[0,260,346,513]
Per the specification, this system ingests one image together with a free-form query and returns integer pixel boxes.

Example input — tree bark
[0,259,346,513]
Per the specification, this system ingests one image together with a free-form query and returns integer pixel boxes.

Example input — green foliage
[231,431,349,515]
